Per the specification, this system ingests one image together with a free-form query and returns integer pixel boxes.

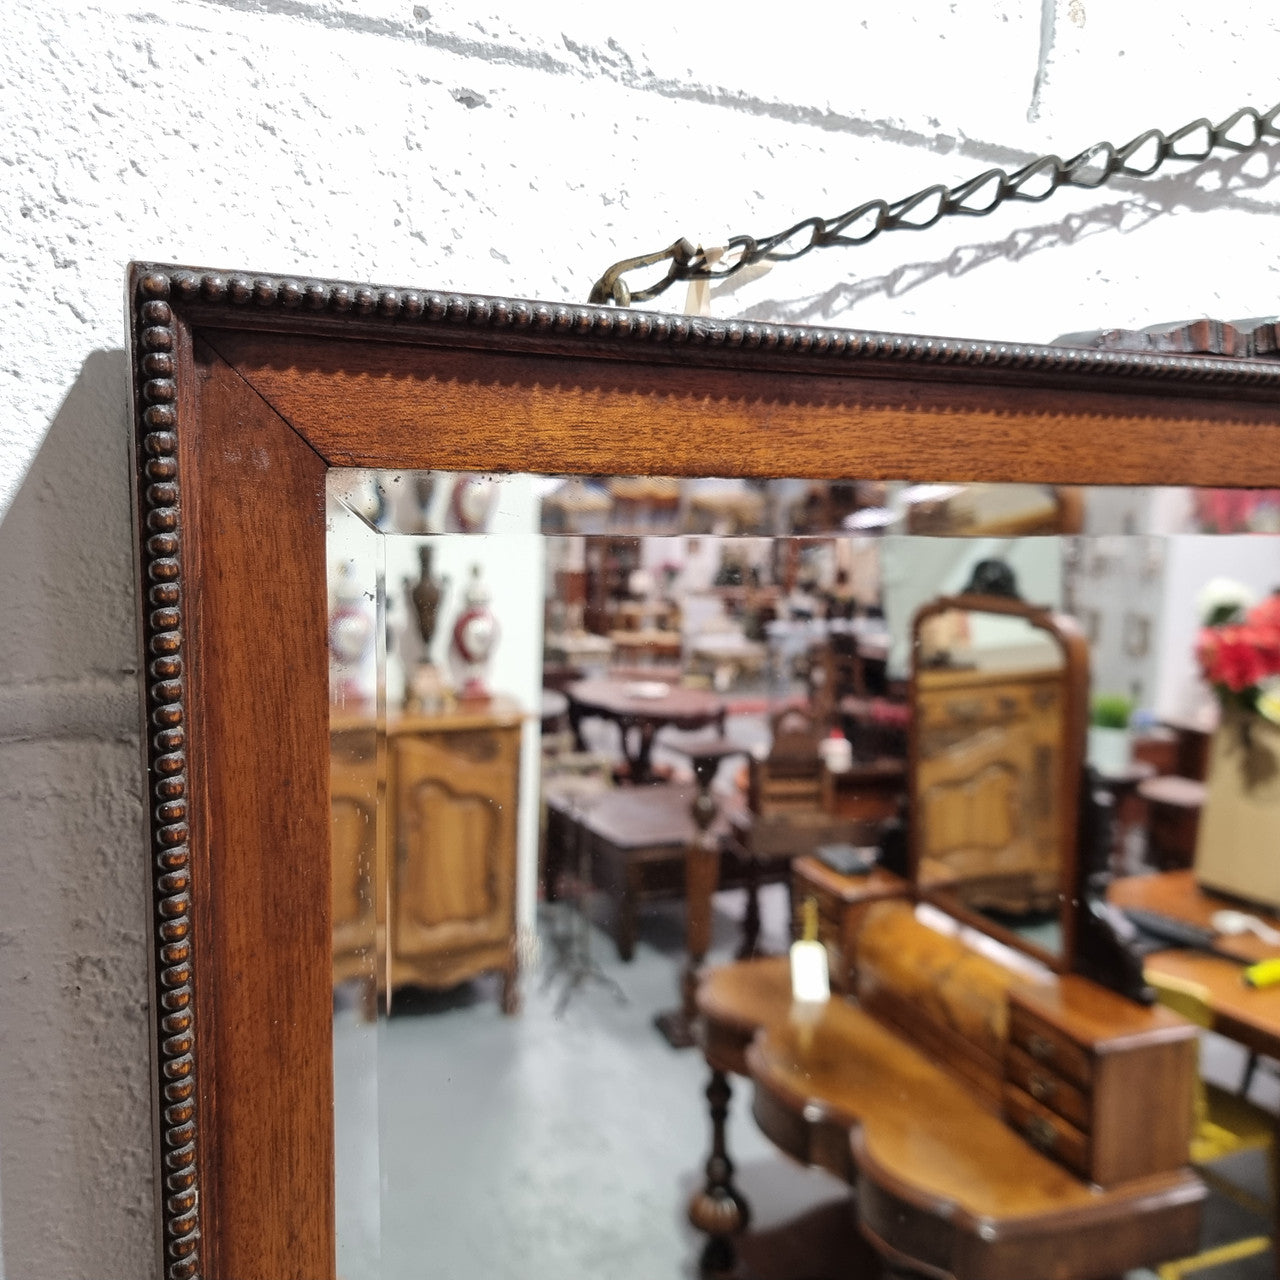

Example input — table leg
[500,957,520,1015]
[656,743,743,1047]
[544,804,565,903]
[737,855,762,961]
[567,701,587,752]
[654,838,718,1047]
[688,1066,750,1279]
[632,720,657,784]
[616,865,639,962]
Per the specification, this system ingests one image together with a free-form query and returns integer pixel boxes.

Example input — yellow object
[1259,684,1280,726]
[800,896,819,943]
[1244,957,1280,989]
[1147,971,1276,1280]
[789,897,830,1046]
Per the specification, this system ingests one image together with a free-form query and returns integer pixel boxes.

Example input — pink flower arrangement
[1196,587,1280,714]
[1193,489,1280,534]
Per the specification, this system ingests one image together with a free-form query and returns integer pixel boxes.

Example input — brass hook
[588,238,697,307]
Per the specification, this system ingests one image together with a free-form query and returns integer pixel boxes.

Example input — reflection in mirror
[911,583,1080,966]
[325,471,1280,1278]
[326,495,384,1274]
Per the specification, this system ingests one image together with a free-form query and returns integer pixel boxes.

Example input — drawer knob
[1025,1115,1057,1152]
[1026,1033,1056,1063]
[1028,1072,1057,1103]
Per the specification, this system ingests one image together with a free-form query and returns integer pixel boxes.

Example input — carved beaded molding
[131,270,198,1280]
[141,262,1280,382]
[127,262,1280,1278]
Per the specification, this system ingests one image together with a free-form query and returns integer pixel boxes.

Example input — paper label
[682,245,724,318]
[790,939,830,1004]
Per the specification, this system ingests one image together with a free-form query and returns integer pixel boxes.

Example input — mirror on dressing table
[126,265,1280,1280]
[909,567,1088,971]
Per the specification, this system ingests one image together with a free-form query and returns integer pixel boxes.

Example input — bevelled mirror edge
[128,262,1280,1280]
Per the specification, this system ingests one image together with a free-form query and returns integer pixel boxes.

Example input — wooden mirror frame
[908,592,1090,970]
[126,262,1280,1280]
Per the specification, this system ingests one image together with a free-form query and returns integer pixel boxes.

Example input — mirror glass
[912,596,1072,960]
[325,472,1280,1279]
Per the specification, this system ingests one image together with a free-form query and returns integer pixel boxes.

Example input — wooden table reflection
[565,678,725,784]
[1109,870,1280,1059]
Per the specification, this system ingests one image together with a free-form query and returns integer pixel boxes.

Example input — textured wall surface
[1,2,1279,1275]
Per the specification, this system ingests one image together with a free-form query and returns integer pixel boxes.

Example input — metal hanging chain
[588,102,1280,309]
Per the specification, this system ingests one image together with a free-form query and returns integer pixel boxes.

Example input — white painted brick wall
[1,2,1277,1274]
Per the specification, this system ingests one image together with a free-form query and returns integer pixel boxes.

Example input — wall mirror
[127,263,1280,1280]
[325,473,1280,1277]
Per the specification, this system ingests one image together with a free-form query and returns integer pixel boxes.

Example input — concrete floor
[334,885,860,1280]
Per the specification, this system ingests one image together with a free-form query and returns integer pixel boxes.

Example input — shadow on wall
[0,350,156,1279]
[741,137,1280,324]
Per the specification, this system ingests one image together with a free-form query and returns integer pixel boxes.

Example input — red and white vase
[450,565,498,701]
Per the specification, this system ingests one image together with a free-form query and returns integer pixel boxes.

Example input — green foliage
[1090,693,1133,729]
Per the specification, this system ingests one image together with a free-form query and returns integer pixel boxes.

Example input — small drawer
[1006,1045,1090,1132]
[1004,1084,1091,1179]
[1009,1006,1093,1090]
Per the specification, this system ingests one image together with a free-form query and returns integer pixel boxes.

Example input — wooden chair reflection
[749,705,824,812]
[730,704,881,957]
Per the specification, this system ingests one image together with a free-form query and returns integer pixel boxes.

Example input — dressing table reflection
[687,587,1207,1280]
[691,881,1203,1280]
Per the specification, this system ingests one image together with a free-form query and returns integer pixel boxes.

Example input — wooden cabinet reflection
[330,723,379,991]
[915,665,1064,916]
[330,698,522,1013]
